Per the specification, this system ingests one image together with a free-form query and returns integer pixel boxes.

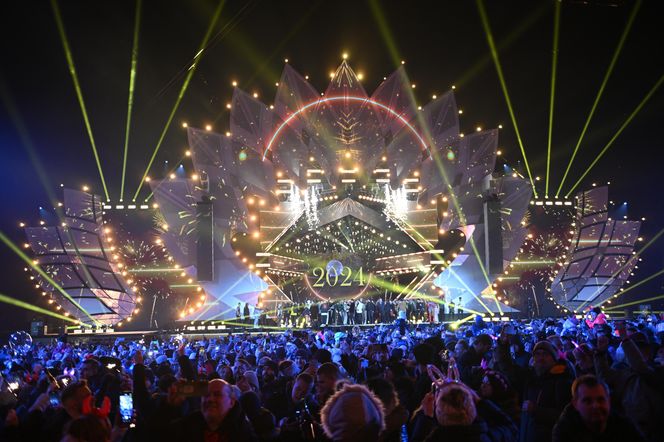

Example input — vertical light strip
[556,0,642,197]
[51,0,110,201]
[132,0,226,201]
[566,74,663,197]
[120,0,142,202]
[545,1,561,197]
[477,0,537,198]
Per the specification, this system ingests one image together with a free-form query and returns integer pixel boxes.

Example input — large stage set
[22,61,643,330]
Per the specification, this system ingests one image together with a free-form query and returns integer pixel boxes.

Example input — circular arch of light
[262,95,430,160]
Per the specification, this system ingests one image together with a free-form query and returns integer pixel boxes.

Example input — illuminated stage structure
[24,190,138,326]
[21,63,646,326]
[151,61,532,321]
[547,186,641,312]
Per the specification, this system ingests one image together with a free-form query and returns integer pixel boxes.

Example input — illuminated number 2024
[311,266,365,287]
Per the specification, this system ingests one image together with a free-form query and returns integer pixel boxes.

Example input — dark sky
[0,0,662,332]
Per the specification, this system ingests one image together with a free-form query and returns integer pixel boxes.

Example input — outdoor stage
[20,61,643,333]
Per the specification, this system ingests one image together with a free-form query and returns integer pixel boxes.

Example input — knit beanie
[533,340,558,360]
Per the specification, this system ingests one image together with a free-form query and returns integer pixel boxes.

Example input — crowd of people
[238,297,468,328]
[1,309,663,442]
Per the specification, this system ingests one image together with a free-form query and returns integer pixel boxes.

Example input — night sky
[0,0,662,333]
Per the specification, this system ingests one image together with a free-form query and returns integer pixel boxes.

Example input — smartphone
[119,391,133,424]
[49,391,60,407]
[176,380,209,397]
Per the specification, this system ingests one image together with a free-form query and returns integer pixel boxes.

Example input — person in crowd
[315,362,340,410]
[278,372,321,441]
[2,310,664,442]
[366,299,375,325]
[60,414,113,442]
[458,333,493,388]
[478,369,520,423]
[410,380,517,442]
[585,307,607,329]
[239,391,279,441]
[594,332,664,442]
[244,303,251,325]
[552,374,645,442]
[366,378,408,442]
[495,336,574,442]
[320,383,385,442]
[168,379,257,441]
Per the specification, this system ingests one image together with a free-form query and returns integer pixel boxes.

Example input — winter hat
[278,360,296,378]
[533,340,558,360]
[320,383,385,441]
[241,370,259,391]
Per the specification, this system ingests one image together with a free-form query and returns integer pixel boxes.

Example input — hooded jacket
[552,403,645,442]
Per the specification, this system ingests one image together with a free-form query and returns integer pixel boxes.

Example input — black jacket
[552,403,645,442]
[168,403,258,442]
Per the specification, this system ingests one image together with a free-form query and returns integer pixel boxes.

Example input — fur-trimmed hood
[320,383,386,442]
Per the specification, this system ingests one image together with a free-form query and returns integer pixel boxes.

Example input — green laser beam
[0,76,60,210]
[132,0,226,202]
[151,0,253,107]
[368,0,402,67]
[597,268,664,309]
[369,0,498,306]
[545,0,561,198]
[566,73,663,197]
[0,230,99,325]
[120,0,142,202]
[451,314,478,329]
[0,82,117,324]
[51,0,109,201]
[447,266,495,315]
[143,152,188,202]
[555,0,641,197]
[604,293,664,310]
[455,2,549,89]
[476,0,537,198]
[0,292,84,325]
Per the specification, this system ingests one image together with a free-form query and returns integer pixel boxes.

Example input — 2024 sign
[310,266,366,287]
